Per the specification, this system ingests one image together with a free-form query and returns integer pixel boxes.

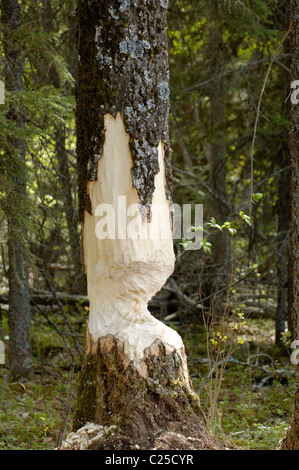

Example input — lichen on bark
[76,0,173,220]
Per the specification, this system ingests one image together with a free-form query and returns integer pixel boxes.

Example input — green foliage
[0,0,77,280]
[0,368,76,449]
[182,318,294,450]
[0,0,295,451]
[168,0,290,278]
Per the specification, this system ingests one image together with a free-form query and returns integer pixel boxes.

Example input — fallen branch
[43,274,84,359]
[197,355,294,394]
[0,291,88,307]
[165,278,205,310]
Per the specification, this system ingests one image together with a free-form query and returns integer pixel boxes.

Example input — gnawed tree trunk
[278,0,299,450]
[62,0,221,450]
[2,0,32,379]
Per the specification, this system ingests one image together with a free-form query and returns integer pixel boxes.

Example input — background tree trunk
[279,0,299,450]
[275,0,292,348]
[41,0,83,286]
[62,0,221,450]
[275,158,291,346]
[205,17,231,297]
[55,126,82,281]
[2,0,32,379]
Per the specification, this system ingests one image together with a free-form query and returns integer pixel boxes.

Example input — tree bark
[41,0,83,284]
[275,160,291,345]
[55,127,83,280]
[205,18,231,297]
[275,0,292,348]
[279,0,299,450]
[62,0,221,450]
[2,0,32,379]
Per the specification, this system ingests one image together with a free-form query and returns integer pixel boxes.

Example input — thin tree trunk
[275,161,291,345]
[62,0,221,450]
[41,0,83,284]
[275,0,292,347]
[55,127,82,279]
[206,20,231,296]
[2,0,32,379]
[279,0,299,450]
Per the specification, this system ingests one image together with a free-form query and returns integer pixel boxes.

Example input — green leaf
[207,217,216,227]
[179,238,193,250]
[239,211,252,227]
[252,193,263,202]
[202,238,212,254]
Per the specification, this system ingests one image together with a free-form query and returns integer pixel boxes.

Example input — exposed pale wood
[83,112,187,377]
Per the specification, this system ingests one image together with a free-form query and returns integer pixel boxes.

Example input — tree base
[278,373,299,450]
[61,335,223,450]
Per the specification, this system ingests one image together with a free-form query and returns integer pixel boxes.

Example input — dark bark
[41,0,83,282]
[275,165,290,345]
[275,0,292,347]
[275,162,291,345]
[1,0,32,379]
[279,0,299,450]
[205,20,231,295]
[55,127,82,278]
[76,0,173,221]
[7,230,32,378]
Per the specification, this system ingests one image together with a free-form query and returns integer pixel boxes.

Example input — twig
[173,166,233,214]
[57,363,75,449]
[165,278,205,310]
[42,272,84,359]
[197,355,293,395]
[32,300,84,340]
[198,254,275,304]
[181,55,291,92]
[249,27,292,217]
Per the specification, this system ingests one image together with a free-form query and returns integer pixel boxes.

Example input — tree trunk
[279,0,299,450]
[275,159,291,346]
[62,0,221,450]
[275,0,292,348]
[41,0,83,285]
[205,18,231,297]
[2,0,32,379]
[55,127,83,280]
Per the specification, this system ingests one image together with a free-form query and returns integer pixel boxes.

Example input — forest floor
[0,303,295,450]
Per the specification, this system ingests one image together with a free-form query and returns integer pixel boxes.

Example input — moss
[72,354,99,431]
[75,338,202,429]
[71,336,218,449]
[77,0,173,221]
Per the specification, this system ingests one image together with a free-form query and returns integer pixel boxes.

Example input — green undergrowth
[0,308,295,450]
[0,368,76,450]
[181,318,295,450]
[0,307,81,450]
